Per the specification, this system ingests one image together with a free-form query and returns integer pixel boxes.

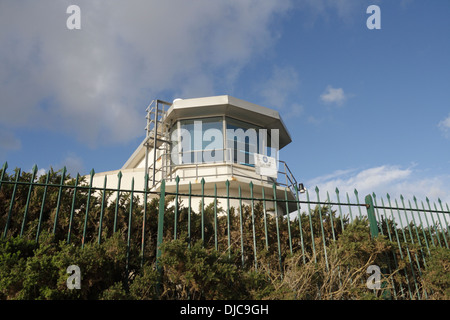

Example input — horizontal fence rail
[0,162,449,300]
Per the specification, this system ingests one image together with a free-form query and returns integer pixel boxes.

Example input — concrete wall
[90,163,297,216]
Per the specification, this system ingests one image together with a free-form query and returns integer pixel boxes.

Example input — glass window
[169,116,278,166]
[173,117,224,164]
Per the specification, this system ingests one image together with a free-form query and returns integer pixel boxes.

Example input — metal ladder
[144,99,171,188]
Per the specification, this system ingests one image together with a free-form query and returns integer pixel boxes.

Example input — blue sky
[0,0,449,203]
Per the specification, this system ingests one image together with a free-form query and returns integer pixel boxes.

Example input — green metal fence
[0,162,449,299]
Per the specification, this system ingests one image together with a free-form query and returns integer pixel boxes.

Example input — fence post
[365,194,379,238]
[365,194,392,299]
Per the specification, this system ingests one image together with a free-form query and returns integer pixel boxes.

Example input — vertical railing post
[214,184,218,251]
[273,184,283,276]
[113,171,123,234]
[306,190,317,263]
[156,179,166,264]
[262,187,269,251]
[294,184,306,264]
[140,173,149,266]
[98,175,107,245]
[173,176,180,240]
[413,196,431,256]
[20,165,38,237]
[355,189,363,219]
[437,198,450,239]
[0,162,8,233]
[365,194,379,238]
[326,191,336,241]
[238,186,244,268]
[201,178,205,247]
[437,198,450,247]
[250,182,258,269]
[315,187,329,271]
[3,169,20,239]
[335,188,345,231]
[226,180,231,257]
[0,162,8,192]
[82,169,95,248]
[426,197,442,248]
[188,182,192,248]
[67,174,80,244]
[284,188,293,255]
[156,179,166,297]
[53,167,66,235]
[126,178,135,275]
[36,172,50,243]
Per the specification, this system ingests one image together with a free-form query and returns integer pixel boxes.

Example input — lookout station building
[93,95,300,215]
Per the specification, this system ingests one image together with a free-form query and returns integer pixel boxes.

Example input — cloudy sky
[1,0,449,204]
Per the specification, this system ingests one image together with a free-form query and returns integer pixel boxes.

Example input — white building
[92,95,301,215]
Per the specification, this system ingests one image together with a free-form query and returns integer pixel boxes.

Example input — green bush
[0,231,129,299]
[158,239,270,300]
[421,247,450,299]
[0,223,449,300]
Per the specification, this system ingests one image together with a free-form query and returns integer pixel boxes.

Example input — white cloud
[305,165,450,205]
[438,114,450,139]
[297,0,365,26]
[0,0,292,148]
[0,128,21,151]
[36,168,47,179]
[308,165,412,197]
[320,85,347,106]
[285,103,305,118]
[307,115,323,125]
[260,66,300,106]
[55,154,86,177]
[258,66,302,117]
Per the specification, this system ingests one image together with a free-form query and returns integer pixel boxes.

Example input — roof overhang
[165,95,292,149]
